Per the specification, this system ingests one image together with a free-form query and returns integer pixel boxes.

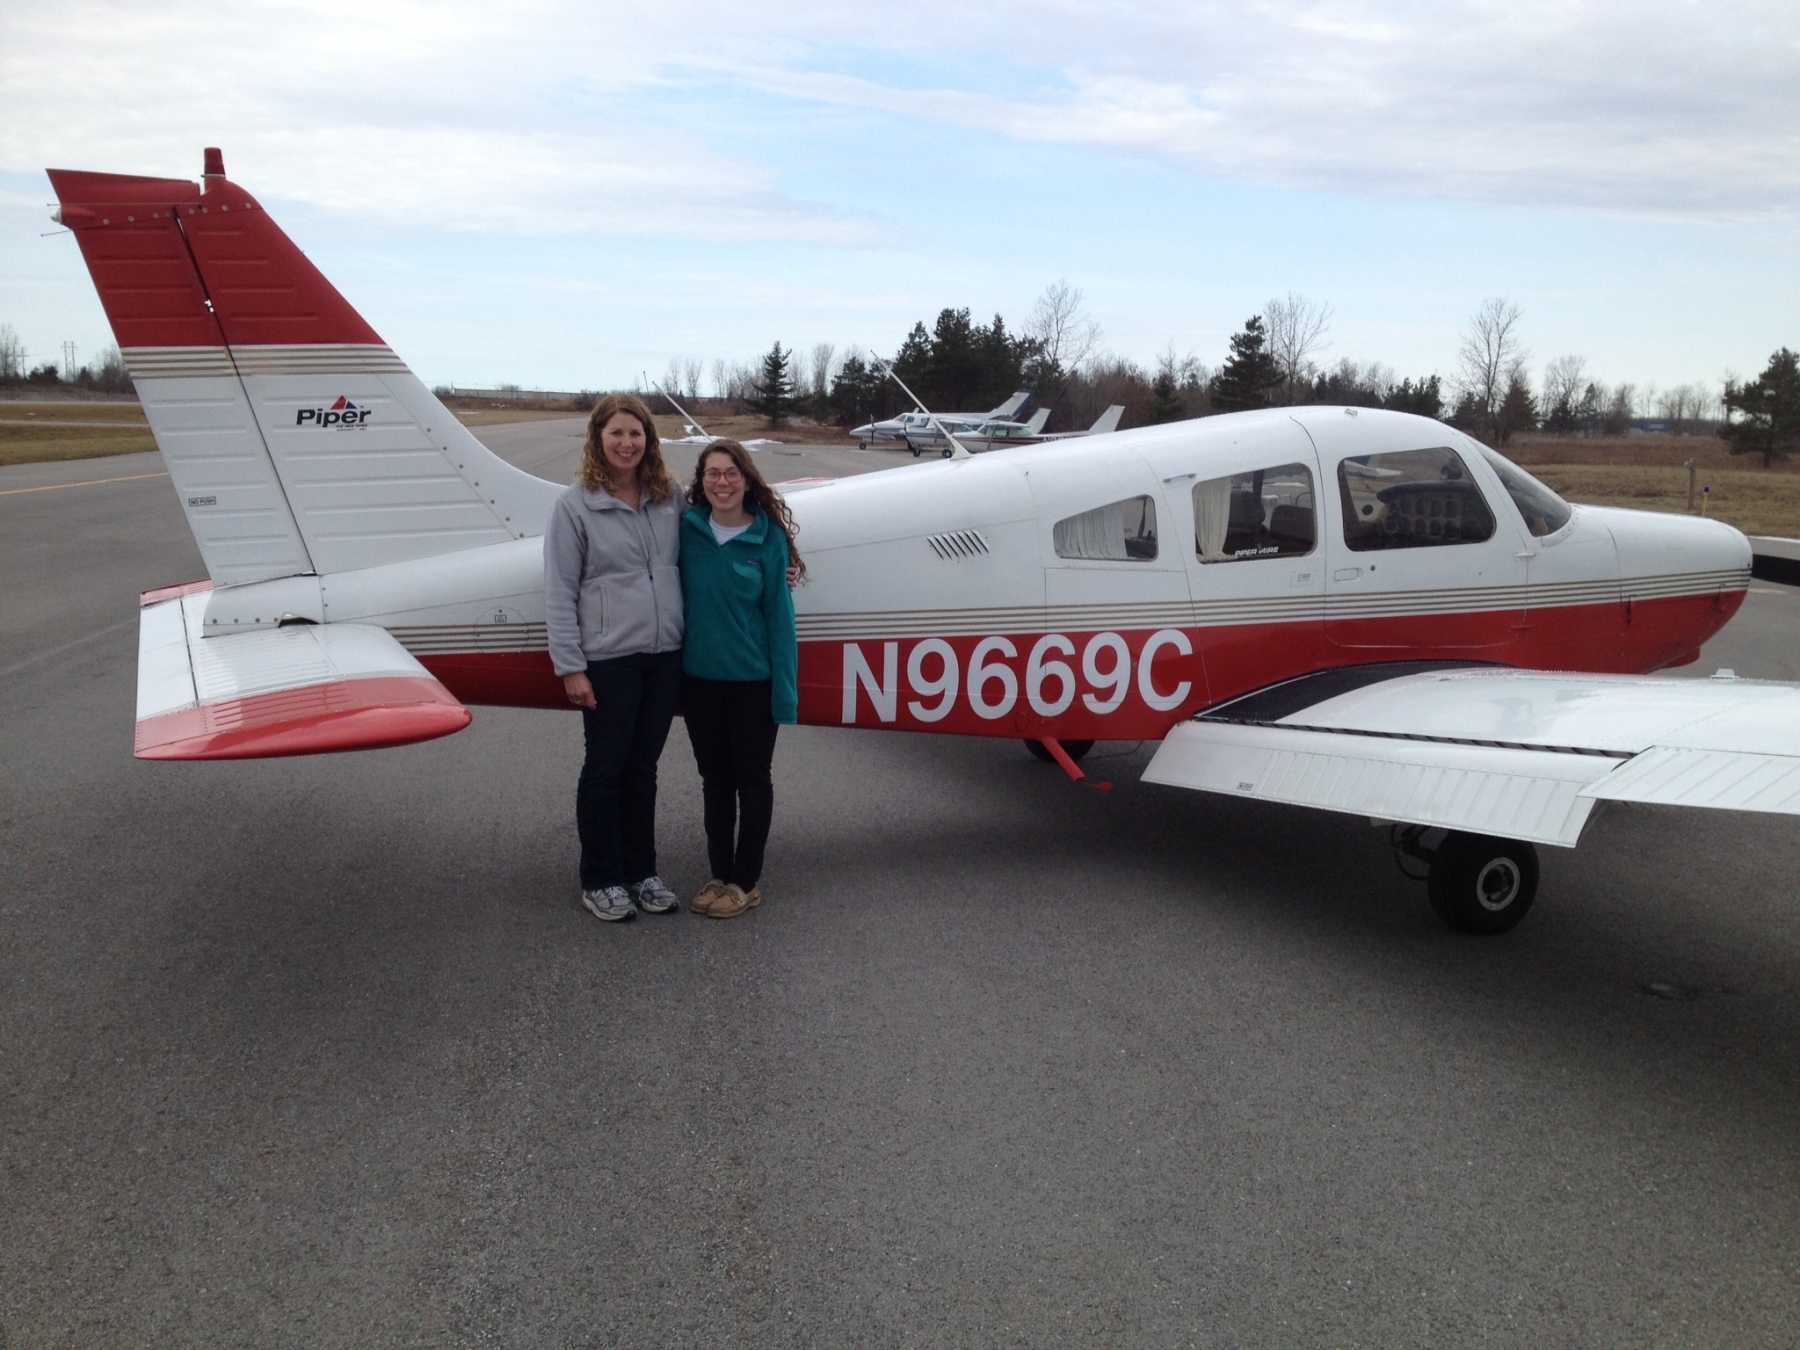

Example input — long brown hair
[689,440,807,583]
[578,392,676,501]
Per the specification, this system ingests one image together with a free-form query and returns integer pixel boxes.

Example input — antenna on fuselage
[875,362,973,460]
[643,374,714,442]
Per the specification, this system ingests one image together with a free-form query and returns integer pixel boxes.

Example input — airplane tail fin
[47,151,557,589]
[988,390,1031,419]
[1024,408,1052,435]
[1089,405,1125,435]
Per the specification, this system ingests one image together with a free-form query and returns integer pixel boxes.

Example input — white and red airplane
[50,151,1800,934]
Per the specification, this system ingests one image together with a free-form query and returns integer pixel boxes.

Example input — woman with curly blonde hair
[544,392,686,923]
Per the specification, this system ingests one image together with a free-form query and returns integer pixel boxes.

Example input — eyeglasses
[702,468,744,484]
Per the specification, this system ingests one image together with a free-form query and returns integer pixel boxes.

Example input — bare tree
[711,358,729,401]
[1265,292,1332,404]
[661,359,685,409]
[1541,355,1586,414]
[0,324,25,382]
[809,342,836,399]
[681,358,703,402]
[1457,298,1527,444]
[1025,279,1102,377]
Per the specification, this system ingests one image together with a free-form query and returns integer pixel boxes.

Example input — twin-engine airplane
[50,151,1800,934]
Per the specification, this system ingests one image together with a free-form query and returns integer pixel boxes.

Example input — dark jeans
[576,650,683,890]
[682,675,779,890]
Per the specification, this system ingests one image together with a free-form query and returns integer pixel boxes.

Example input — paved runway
[4,424,1800,1347]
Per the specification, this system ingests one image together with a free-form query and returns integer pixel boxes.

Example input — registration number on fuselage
[799,629,1200,739]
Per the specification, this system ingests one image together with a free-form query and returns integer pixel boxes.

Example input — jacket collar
[581,484,663,513]
[683,502,768,546]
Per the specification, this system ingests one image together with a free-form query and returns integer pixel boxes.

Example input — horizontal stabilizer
[1145,664,1800,844]
[136,583,470,760]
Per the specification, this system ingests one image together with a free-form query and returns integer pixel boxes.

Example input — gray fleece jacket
[544,482,685,675]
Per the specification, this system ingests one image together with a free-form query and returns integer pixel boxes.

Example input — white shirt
[709,518,751,545]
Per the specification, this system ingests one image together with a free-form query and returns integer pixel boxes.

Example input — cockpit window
[1338,446,1497,551]
[1054,495,1159,561]
[1475,445,1574,538]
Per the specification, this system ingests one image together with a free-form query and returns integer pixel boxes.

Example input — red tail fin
[47,159,383,349]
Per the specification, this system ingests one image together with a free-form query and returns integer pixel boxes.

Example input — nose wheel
[1392,827,1539,934]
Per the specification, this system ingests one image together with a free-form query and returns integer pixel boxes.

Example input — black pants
[576,650,683,890]
[682,675,779,890]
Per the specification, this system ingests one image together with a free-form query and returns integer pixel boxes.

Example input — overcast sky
[2,0,1796,394]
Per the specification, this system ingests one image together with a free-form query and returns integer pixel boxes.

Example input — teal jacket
[678,504,799,724]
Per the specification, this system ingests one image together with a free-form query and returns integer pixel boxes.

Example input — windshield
[1476,445,1573,538]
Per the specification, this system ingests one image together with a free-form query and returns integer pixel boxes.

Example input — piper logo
[296,396,372,428]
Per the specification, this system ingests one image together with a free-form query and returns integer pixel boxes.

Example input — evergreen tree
[1382,375,1443,420]
[1493,369,1538,445]
[1149,368,1184,423]
[1722,348,1800,467]
[1209,316,1281,413]
[747,341,797,427]
[828,350,886,428]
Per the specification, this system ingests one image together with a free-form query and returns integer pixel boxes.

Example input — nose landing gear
[1392,826,1540,934]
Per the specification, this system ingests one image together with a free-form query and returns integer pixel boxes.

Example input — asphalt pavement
[4,424,1800,1347]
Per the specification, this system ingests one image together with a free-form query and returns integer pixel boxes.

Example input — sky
[2,0,1796,398]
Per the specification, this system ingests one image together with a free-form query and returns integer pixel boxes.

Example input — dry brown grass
[0,404,155,465]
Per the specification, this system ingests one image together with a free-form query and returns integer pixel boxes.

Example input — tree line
[664,288,1795,464]
[0,325,133,394]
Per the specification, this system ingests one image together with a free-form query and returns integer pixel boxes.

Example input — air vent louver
[926,530,991,560]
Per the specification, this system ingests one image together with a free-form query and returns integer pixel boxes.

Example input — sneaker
[703,883,753,919]
[629,875,679,914]
[741,886,762,910]
[691,879,730,916]
[582,886,636,922]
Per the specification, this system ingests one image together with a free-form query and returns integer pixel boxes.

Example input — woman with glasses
[678,440,803,919]
[544,393,686,923]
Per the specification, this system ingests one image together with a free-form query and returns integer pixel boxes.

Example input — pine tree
[1722,349,1800,468]
[1149,368,1184,423]
[1209,316,1281,413]
[747,341,797,427]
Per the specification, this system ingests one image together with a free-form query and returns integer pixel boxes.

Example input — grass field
[0,403,154,465]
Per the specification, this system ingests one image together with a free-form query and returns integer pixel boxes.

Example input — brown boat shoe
[704,883,758,919]
[690,879,730,916]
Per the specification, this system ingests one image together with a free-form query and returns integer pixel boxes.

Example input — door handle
[1333,568,1360,581]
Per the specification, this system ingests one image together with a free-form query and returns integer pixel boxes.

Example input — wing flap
[1143,721,1609,846]
[135,587,470,760]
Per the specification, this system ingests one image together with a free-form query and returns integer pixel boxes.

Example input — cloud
[3,0,1795,232]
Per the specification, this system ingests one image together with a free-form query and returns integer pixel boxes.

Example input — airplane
[852,390,1033,452]
[49,150,1800,937]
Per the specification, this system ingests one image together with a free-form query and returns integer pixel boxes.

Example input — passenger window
[1054,495,1159,561]
[1194,462,1316,563]
[1338,447,1496,552]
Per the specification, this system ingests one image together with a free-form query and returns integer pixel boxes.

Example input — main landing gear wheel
[910,444,922,457]
[941,446,953,458]
[1025,739,1094,764]
[1426,832,1539,935]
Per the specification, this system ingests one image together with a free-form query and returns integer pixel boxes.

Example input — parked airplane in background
[50,151,1800,937]
[852,390,1032,450]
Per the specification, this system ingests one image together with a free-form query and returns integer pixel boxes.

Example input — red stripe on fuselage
[417,591,1746,741]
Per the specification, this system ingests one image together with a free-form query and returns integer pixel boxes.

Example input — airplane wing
[136,582,471,760]
[1143,662,1800,847]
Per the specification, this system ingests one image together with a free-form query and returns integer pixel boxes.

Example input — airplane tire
[1427,832,1538,935]
[941,447,953,459]
[910,445,921,457]
[1025,738,1095,764]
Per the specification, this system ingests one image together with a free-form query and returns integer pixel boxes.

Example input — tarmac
[4,422,1800,1346]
